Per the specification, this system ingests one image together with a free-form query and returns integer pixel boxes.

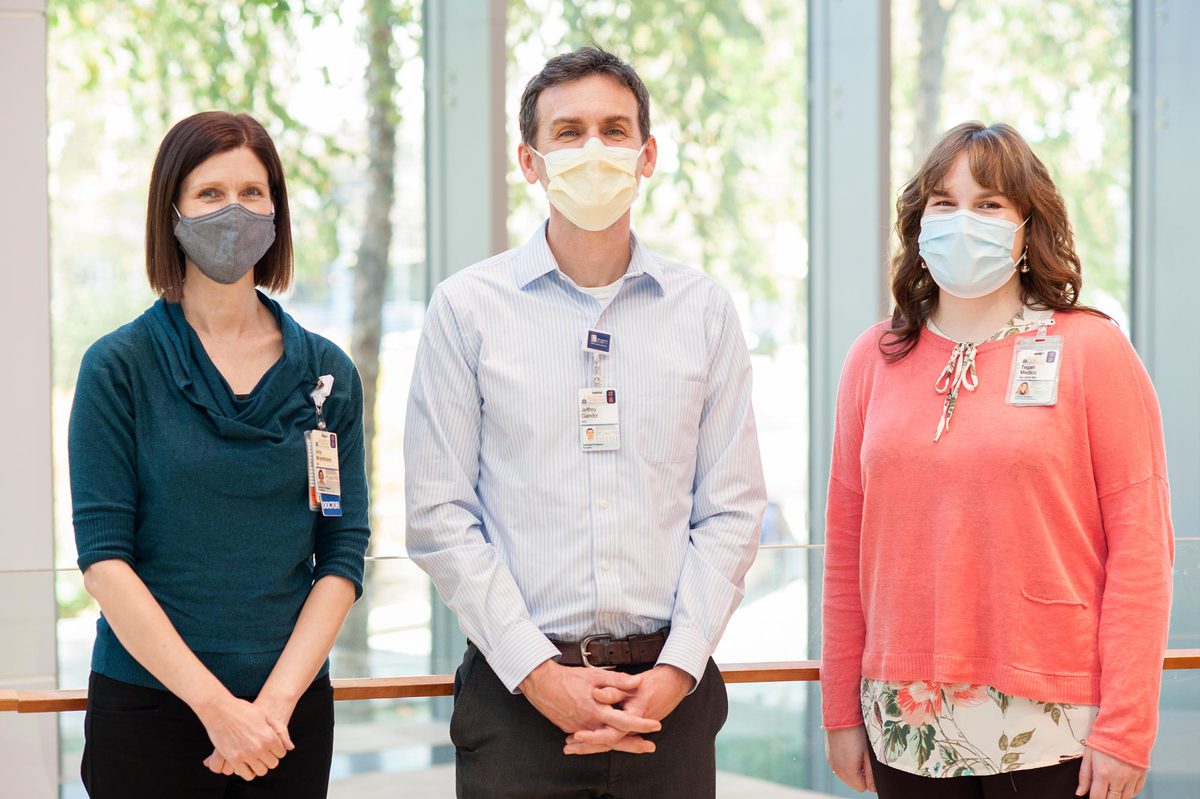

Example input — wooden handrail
[5,651,1197,714]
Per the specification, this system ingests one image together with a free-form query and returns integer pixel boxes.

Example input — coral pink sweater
[820,311,1174,769]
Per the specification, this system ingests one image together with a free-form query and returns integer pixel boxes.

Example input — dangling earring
[1019,246,1030,273]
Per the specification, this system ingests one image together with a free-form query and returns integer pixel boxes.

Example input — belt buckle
[579,634,614,669]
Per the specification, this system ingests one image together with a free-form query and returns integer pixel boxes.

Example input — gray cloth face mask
[173,203,276,285]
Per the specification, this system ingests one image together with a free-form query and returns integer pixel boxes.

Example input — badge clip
[310,375,334,430]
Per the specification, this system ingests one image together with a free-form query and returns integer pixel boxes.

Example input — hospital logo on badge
[585,329,612,354]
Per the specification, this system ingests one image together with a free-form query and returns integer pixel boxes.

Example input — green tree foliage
[894,0,1132,311]
[47,0,343,385]
[507,0,808,309]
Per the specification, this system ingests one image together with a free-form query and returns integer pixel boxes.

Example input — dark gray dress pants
[451,643,729,799]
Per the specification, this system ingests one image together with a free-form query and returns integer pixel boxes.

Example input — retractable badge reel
[305,375,343,516]
[580,329,620,451]
[1006,322,1062,407]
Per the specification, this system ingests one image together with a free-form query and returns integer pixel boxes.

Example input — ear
[639,135,658,179]
[518,142,542,186]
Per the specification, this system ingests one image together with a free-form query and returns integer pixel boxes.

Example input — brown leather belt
[551,628,669,668]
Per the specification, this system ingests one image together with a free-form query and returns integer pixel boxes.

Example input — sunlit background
[11,0,1192,796]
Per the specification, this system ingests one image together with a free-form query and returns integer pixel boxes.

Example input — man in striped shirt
[405,46,767,798]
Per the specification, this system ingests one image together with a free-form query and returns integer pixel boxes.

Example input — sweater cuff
[485,621,560,694]
[1084,726,1152,771]
[656,626,712,694]
[820,661,866,730]
[74,516,136,573]
[312,560,365,600]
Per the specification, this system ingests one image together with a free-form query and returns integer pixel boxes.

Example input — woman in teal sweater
[69,111,370,798]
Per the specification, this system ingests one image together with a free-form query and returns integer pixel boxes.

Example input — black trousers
[450,644,729,799]
[867,738,1084,798]
[81,671,334,799]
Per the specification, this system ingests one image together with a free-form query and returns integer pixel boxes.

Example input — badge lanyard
[580,329,620,451]
[305,375,343,516]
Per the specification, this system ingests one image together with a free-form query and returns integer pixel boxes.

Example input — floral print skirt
[861,678,1098,777]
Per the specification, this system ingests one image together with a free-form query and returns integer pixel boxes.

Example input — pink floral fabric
[861,678,1098,777]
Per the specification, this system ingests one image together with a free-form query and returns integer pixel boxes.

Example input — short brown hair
[883,121,1106,360]
[519,46,651,147]
[146,111,292,301]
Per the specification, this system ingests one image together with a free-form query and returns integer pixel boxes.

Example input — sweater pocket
[1014,584,1097,676]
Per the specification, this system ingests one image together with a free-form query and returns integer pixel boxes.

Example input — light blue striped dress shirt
[404,223,767,692]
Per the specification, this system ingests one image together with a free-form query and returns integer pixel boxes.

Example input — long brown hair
[882,121,1105,360]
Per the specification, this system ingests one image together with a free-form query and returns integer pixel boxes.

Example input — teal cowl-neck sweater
[69,293,370,697]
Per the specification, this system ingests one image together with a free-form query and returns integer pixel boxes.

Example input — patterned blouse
[859,306,1099,778]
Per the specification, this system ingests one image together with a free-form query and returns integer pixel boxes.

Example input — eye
[244,187,263,197]
[979,201,1001,210]
[199,188,220,199]
[930,199,954,207]
[605,128,626,137]
[557,130,578,138]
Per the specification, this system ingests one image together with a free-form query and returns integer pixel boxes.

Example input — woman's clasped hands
[197,690,296,781]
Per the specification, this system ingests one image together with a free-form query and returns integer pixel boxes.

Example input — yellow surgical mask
[530,137,646,231]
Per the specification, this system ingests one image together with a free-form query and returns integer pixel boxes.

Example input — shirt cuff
[655,625,712,694]
[484,620,560,694]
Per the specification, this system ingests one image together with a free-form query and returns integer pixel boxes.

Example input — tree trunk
[336,0,397,699]
[913,0,957,165]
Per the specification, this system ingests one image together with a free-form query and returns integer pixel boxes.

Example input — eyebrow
[549,114,635,128]
[185,179,268,191]
[929,187,1004,200]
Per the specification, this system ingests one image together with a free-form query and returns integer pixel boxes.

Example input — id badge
[1007,335,1063,407]
[579,387,620,451]
[308,430,343,516]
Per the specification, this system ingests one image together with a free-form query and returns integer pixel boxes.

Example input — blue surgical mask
[173,203,276,285]
[918,210,1026,299]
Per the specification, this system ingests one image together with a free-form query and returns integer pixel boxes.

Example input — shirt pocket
[636,379,705,464]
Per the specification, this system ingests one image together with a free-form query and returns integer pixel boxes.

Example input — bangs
[967,130,1032,207]
[918,123,1034,213]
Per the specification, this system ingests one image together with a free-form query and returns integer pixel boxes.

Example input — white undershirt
[577,277,625,308]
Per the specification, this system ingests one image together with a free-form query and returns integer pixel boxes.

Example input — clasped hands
[518,659,693,756]
[194,690,297,782]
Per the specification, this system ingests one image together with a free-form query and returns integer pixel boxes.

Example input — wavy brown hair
[881,121,1105,360]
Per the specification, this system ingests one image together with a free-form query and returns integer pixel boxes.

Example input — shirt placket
[584,297,623,635]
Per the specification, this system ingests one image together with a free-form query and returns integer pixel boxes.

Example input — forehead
[181,147,268,187]
[536,73,639,128]
[932,150,1002,196]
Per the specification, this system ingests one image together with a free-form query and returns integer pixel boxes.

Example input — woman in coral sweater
[822,122,1173,799]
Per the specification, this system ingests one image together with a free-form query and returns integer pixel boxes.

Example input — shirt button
[593,375,602,384]
[601,560,610,571]
[598,500,609,509]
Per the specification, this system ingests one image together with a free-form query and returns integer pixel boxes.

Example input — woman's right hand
[195,694,289,781]
[825,725,877,793]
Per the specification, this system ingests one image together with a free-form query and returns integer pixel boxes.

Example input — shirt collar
[513,221,666,294]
